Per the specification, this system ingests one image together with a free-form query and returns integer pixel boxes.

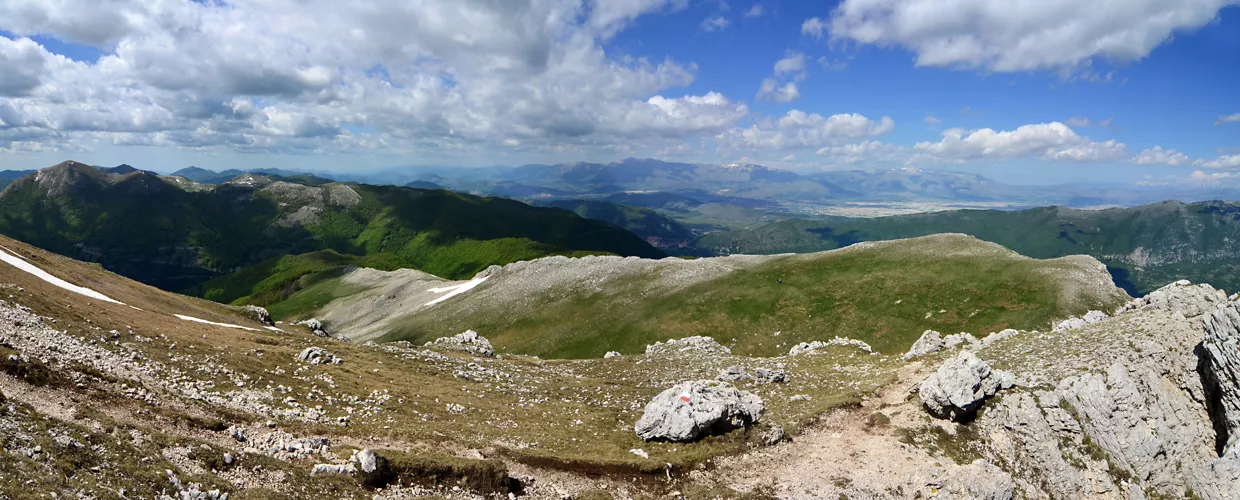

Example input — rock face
[930,460,1014,500]
[296,347,342,365]
[645,336,730,356]
[425,330,495,357]
[1201,301,1240,457]
[919,351,1014,421]
[634,381,764,442]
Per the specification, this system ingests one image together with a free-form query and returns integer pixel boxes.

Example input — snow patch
[174,314,260,332]
[0,246,125,305]
[425,276,489,306]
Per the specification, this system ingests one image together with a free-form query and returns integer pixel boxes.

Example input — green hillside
[294,235,1128,358]
[0,161,664,294]
[692,200,1240,295]
[536,199,698,247]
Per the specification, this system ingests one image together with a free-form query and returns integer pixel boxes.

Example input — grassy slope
[371,235,1129,358]
[692,201,1240,295]
[0,232,899,497]
[0,166,664,296]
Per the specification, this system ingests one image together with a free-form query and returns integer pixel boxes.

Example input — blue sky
[1,0,1238,186]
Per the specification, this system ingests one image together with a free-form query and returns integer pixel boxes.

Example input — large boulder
[296,347,341,365]
[425,330,495,357]
[634,381,764,442]
[645,336,730,357]
[919,351,1015,421]
[244,305,274,326]
[904,330,945,360]
[296,318,329,338]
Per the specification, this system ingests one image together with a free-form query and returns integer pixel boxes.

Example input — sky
[0,0,1238,186]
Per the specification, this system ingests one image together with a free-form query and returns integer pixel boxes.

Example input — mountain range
[0,161,661,295]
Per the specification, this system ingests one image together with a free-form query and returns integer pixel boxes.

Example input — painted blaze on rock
[634,380,765,442]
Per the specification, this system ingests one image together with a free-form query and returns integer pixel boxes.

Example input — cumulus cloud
[1217,113,1240,126]
[719,110,895,151]
[1133,146,1190,166]
[1195,155,1240,169]
[774,52,806,75]
[816,140,904,165]
[913,122,1128,162]
[756,79,801,103]
[816,0,1238,73]
[0,0,758,157]
[701,15,730,32]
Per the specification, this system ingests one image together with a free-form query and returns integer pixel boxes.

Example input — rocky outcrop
[425,330,495,357]
[753,368,787,384]
[788,337,874,356]
[604,351,621,358]
[1121,280,1226,319]
[296,318,329,338]
[1053,310,1109,332]
[243,305,273,326]
[718,366,751,382]
[645,336,730,356]
[1201,301,1240,457]
[296,347,342,365]
[635,381,764,442]
[919,351,1014,421]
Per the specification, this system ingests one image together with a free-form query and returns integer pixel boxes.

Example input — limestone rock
[296,318,329,338]
[425,330,495,357]
[761,425,786,445]
[1122,280,1226,319]
[634,380,764,442]
[645,336,730,357]
[930,460,1014,500]
[311,463,356,475]
[604,351,621,359]
[354,448,379,473]
[244,305,273,326]
[789,337,874,356]
[717,366,751,382]
[904,330,944,360]
[919,351,1013,421]
[295,347,342,365]
[942,332,979,350]
[1201,301,1240,457]
[753,368,787,384]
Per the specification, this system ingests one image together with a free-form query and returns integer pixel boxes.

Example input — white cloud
[719,111,894,151]
[701,15,730,32]
[924,113,940,125]
[773,52,806,75]
[745,5,764,17]
[0,0,757,158]
[1195,155,1240,169]
[1217,113,1240,126]
[820,0,1238,73]
[1133,146,1190,166]
[913,122,1128,163]
[756,79,801,103]
[1064,116,1090,127]
[802,17,828,38]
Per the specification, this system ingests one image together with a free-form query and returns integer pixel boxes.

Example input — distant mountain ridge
[0,161,664,293]
[693,199,1240,295]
